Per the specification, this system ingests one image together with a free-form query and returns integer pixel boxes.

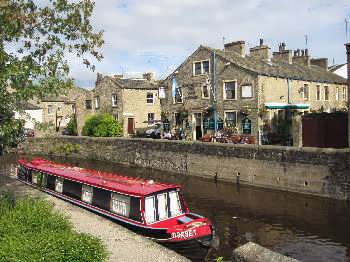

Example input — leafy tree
[0,0,104,151]
[66,116,77,136]
[82,114,122,137]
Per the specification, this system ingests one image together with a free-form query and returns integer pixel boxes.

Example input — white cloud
[68,0,350,88]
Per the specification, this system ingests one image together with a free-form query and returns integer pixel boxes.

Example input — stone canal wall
[20,136,350,200]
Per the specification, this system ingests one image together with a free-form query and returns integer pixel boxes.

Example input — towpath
[0,175,189,262]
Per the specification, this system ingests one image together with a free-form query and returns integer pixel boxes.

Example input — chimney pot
[224,40,246,57]
[282,42,286,51]
[260,38,264,46]
[305,49,309,56]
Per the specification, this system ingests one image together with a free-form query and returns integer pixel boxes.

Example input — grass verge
[0,192,108,262]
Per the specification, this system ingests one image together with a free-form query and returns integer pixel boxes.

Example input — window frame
[335,87,340,101]
[223,80,238,100]
[316,85,321,101]
[82,184,93,204]
[144,196,156,224]
[324,86,329,101]
[173,86,183,104]
[303,84,309,101]
[110,192,131,217]
[241,85,253,99]
[193,59,210,76]
[224,111,238,127]
[111,94,118,107]
[95,96,100,109]
[47,104,53,115]
[343,86,347,101]
[85,100,92,110]
[146,92,154,105]
[202,84,210,99]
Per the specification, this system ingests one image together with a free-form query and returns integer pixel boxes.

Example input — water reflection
[1,154,350,262]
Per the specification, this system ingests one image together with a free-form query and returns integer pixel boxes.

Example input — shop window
[225,111,237,127]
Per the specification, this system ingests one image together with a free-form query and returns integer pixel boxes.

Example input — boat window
[157,193,168,220]
[46,175,56,190]
[32,171,40,184]
[55,177,63,193]
[145,196,156,224]
[62,179,82,199]
[169,191,182,217]
[111,193,130,217]
[82,185,93,204]
[92,188,110,210]
[40,173,48,187]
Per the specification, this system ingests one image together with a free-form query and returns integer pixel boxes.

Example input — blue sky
[70,0,350,88]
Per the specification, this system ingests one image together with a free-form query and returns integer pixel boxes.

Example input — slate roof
[107,76,158,90]
[202,46,347,85]
[329,63,346,72]
[22,102,41,110]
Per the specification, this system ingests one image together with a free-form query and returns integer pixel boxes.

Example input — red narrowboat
[17,158,214,260]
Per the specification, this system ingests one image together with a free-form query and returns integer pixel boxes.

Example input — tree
[82,114,122,137]
[0,0,103,151]
[66,115,77,136]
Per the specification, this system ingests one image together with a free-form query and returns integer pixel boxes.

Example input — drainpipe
[212,51,217,132]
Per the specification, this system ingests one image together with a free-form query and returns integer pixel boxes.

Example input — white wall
[14,109,43,129]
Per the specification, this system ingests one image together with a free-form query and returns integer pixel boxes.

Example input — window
[225,111,237,127]
[316,85,321,101]
[303,84,309,101]
[147,93,154,104]
[174,112,182,127]
[82,185,93,204]
[112,94,118,107]
[157,193,168,220]
[336,87,340,101]
[174,87,183,103]
[32,171,40,184]
[324,86,329,101]
[169,191,182,217]
[113,113,119,121]
[47,105,53,115]
[343,87,347,100]
[202,85,209,98]
[145,196,156,224]
[111,193,130,217]
[193,60,210,76]
[55,177,63,193]
[85,100,92,109]
[147,113,154,125]
[224,81,237,100]
[95,96,100,109]
[241,85,253,98]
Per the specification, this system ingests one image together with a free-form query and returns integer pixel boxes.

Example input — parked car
[145,123,161,139]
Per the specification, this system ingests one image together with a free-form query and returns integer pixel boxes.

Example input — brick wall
[21,137,350,200]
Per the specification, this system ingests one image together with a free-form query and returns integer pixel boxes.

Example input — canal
[1,154,350,262]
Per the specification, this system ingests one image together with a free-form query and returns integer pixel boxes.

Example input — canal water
[1,154,350,262]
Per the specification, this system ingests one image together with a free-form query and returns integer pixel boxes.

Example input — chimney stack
[293,48,310,67]
[249,39,271,60]
[224,40,246,57]
[143,72,155,81]
[272,42,292,64]
[310,58,329,70]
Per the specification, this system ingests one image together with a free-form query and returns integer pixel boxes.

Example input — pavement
[0,177,190,262]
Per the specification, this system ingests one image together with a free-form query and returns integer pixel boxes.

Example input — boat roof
[19,158,180,196]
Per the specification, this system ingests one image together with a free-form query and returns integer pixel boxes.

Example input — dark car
[145,123,161,139]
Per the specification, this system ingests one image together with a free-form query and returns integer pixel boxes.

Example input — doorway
[127,118,135,135]
[193,113,203,141]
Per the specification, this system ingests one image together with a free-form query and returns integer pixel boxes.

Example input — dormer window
[193,60,210,76]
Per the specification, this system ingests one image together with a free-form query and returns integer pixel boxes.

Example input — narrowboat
[17,158,214,260]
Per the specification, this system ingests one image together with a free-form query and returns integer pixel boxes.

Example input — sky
[70,0,350,88]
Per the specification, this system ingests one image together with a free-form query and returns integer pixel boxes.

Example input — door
[193,113,203,141]
[127,118,134,135]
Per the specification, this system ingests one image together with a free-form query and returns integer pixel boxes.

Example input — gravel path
[0,178,190,262]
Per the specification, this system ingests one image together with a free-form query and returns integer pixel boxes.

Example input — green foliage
[215,257,224,262]
[51,143,80,155]
[0,117,24,153]
[0,192,107,262]
[66,116,78,136]
[82,114,122,137]
[0,0,103,151]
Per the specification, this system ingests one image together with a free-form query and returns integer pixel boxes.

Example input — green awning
[265,103,310,109]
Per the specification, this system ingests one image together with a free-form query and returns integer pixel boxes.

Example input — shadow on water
[1,154,350,262]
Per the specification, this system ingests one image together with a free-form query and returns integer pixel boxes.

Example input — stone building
[93,73,161,136]
[160,39,348,144]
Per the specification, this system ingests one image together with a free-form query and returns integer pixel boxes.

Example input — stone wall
[20,137,350,200]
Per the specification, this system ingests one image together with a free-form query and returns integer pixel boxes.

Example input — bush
[66,117,78,136]
[82,114,122,137]
[0,192,107,262]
